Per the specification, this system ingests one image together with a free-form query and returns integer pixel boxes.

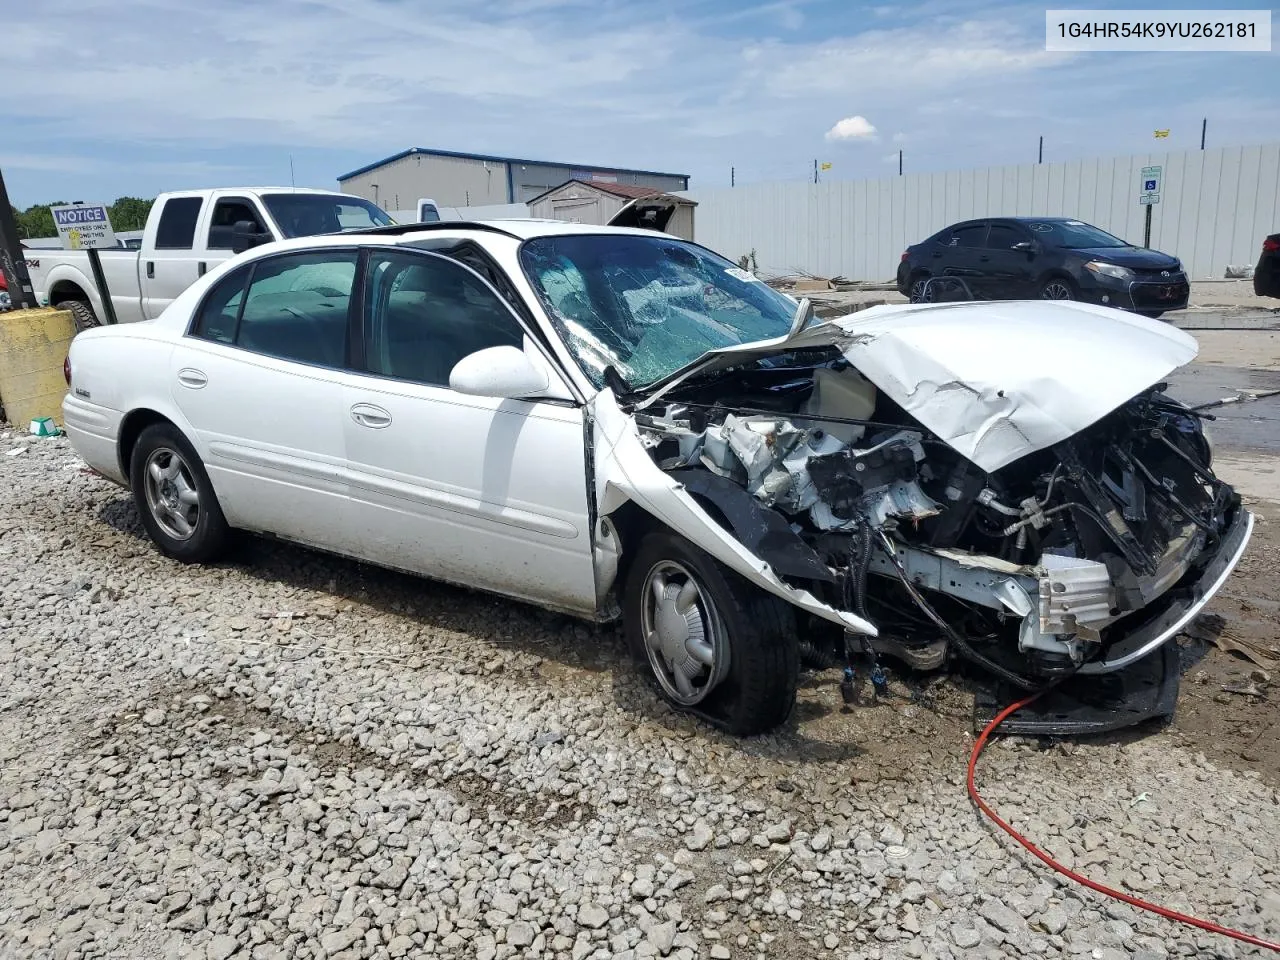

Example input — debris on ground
[1185,611,1279,670]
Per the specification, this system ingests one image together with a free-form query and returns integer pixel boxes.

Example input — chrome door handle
[177,368,208,388]
[350,403,392,428]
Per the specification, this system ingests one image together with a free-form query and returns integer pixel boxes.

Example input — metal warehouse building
[337,147,690,209]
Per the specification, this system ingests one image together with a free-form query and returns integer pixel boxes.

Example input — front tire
[1039,276,1076,301]
[623,531,799,735]
[129,423,230,563]
[55,300,100,332]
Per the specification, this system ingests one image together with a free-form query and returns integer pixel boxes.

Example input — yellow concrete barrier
[0,307,77,428]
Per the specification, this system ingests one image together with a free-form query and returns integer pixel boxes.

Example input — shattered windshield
[519,234,798,390]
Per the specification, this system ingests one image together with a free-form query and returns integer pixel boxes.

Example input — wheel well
[117,409,175,479]
[605,500,665,589]
[605,493,736,596]
[49,281,90,306]
[1036,269,1076,288]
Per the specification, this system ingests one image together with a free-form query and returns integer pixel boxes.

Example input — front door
[343,249,597,614]
[170,248,362,554]
[979,222,1037,298]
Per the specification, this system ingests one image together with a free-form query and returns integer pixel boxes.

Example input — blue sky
[3,0,1276,207]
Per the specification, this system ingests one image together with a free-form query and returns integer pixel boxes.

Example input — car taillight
[900,251,910,262]
[1264,238,1280,253]
[63,355,71,386]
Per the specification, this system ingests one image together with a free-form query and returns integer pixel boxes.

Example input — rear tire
[55,300,101,332]
[908,273,931,303]
[623,530,800,735]
[129,423,230,563]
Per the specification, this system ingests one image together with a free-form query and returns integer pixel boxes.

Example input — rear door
[142,195,206,319]
[932,222,988,300]
[979,222,1036,298]
[170,247,363,554]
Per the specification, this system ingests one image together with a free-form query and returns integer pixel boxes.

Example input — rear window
[154,197,204,250]
[950,225,987,248]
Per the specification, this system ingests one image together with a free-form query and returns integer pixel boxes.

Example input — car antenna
[289,155,296,191]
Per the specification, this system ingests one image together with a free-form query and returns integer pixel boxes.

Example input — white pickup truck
[28,187,393,329]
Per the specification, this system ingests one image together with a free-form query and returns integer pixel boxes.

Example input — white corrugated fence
[680,142,1280,282]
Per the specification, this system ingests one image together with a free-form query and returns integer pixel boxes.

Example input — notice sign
[50,204,117,250]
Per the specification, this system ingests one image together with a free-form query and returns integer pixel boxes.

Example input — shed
[527,180,697,240]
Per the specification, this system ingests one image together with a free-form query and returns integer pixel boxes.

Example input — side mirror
[449,345,550,399]
[231,220,271,254]
[1011,240,1035,253]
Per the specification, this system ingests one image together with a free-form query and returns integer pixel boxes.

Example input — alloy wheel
[142,447,201,541]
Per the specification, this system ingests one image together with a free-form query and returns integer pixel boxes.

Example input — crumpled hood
[820,300,1197,471]
[642,299,1198,474]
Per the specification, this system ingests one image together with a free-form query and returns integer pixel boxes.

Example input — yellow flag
[820,162,833,171]
[1154,129,1170,139]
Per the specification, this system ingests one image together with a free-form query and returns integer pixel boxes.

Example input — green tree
[109,197,153,232]
[17,204,57,240]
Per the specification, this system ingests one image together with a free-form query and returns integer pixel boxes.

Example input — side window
[208,199,264,249]
[154,197,204,250]
[362,251,524,386]
[985,225,1023,249]
[235,251,358,368]
[191,265,252,343]
[950,225,988,248]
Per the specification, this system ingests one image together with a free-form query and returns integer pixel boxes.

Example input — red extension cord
[968,693,1280,953]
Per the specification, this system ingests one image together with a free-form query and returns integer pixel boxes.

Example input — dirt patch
[1190,329,1280,370]
[1166,499,1280,783]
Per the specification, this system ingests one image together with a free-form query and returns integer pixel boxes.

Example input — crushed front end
[631,348,1252,699]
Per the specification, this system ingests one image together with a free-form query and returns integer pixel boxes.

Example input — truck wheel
[55,300,100,332]
[129,423,230,563]
[623,531,799,736]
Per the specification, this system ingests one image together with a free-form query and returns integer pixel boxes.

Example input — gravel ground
[2,432,1278,960]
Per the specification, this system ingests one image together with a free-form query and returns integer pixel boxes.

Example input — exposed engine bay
[630,347,1246,687]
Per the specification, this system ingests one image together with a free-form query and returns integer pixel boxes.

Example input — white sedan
[63,220,1252,735]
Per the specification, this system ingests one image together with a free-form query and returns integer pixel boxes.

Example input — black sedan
[1254,232,1279,299]
[896,217,1189,318]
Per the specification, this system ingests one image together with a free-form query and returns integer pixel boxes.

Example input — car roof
[1005,216,1079,223]
[344,219,692,243]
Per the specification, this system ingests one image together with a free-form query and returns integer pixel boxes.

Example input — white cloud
[0,0,1265,203]
[825,116,878,142]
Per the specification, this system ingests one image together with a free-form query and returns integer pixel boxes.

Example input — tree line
[9,197,155,240]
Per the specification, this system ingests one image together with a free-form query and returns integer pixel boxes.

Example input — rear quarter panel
[65,326,195,482]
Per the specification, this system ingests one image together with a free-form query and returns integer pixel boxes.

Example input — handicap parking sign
[1144,179,1158,191]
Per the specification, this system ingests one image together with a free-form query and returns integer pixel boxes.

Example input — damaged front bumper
[1077,506,1253,673]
